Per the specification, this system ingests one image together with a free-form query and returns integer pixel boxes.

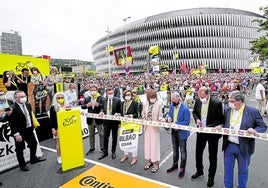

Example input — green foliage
[85,70,97,76]
[250,6,268,60]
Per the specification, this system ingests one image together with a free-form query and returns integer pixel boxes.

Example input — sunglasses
[57,97,64,99]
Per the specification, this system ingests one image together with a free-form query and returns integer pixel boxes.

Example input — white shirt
[17,103,32,128]
[228,107,243,144]
[255,83,265,100]
[65,90,78,107]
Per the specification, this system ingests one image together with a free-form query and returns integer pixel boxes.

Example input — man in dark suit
[81,85,104,155]
[8,91,46,171]
[220,91,267,188]
[98,88,121,160]
[191,87,223,187]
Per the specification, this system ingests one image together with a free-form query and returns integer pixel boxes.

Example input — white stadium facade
[92,8,265,74]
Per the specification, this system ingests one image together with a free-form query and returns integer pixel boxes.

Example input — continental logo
[79,176,114,188]
[63,115,77,127]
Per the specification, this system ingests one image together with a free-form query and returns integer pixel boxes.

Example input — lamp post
[123,16,131,62]
[105,25,112,81]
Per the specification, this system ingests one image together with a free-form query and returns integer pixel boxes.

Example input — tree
[250,6,268,60]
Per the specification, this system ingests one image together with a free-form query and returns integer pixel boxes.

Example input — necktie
[109,99,112,115]
[23,104,31,128]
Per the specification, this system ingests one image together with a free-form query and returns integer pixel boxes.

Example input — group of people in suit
[80,84,267,187]
[82,85,138,164]
[0,80,266,188]
[190,87,266,187]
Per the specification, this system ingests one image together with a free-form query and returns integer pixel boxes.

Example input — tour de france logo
[0,123,12,143]
[79,176,114,188]
[63,115,77,127]
[15,61,33,72]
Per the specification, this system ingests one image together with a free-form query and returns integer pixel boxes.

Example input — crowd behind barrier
[1,69,268,187]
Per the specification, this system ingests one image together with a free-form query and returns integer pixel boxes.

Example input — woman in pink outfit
[141,89,164,173]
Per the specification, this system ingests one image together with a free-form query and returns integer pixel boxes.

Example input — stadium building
[92,8,265,74]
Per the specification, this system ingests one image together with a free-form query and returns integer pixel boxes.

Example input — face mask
[150,98,156,103]
[19,97,27,104]
[33,70,38,74]
[91,91,97,96]
[229,103,235,109]
[0,95,6,100]
[71,89,76,92]
[125,96,131,101]
[172,102,179,106]
[108,94,114,99]
[200,98,207,103]
[57,99,65,104]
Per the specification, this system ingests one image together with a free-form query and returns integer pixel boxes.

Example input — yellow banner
[0,53,50,76]
[57,109,84,171]
[60,165,171,188]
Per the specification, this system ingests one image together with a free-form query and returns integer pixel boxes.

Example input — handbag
[31,111,40,128]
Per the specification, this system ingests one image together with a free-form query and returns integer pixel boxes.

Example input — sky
[0,0,267,61]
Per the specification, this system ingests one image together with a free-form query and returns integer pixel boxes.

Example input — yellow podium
[57,109,85,171]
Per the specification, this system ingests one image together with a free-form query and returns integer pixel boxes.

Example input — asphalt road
[1,92,268,188]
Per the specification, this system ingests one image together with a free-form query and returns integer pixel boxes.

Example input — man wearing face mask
[166,92,190,179]
[191,87,223,187]
[217,90,267,188]
[98,87,121,160]
[81,85,104,155]
[64,83,79,107]
[8,91,46,172]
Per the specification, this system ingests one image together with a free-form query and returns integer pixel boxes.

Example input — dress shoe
[86,148,95,155]
[111,152,116,160]
[207,177,214,187]
[178,168,185,179]
[98,152,108,160]
[191,172,204,181]
[166,164,178,173]
[20,165,30,171]
[30,157,46,164]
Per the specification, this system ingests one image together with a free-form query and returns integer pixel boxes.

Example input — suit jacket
[121,100,139,118]
[222,105,267,158]
[168,103,190,140]
[81,94,103,125]
[102,97,121,125]
[9,102,34,136]
[142,100,164,131]
[193,97,223,128]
